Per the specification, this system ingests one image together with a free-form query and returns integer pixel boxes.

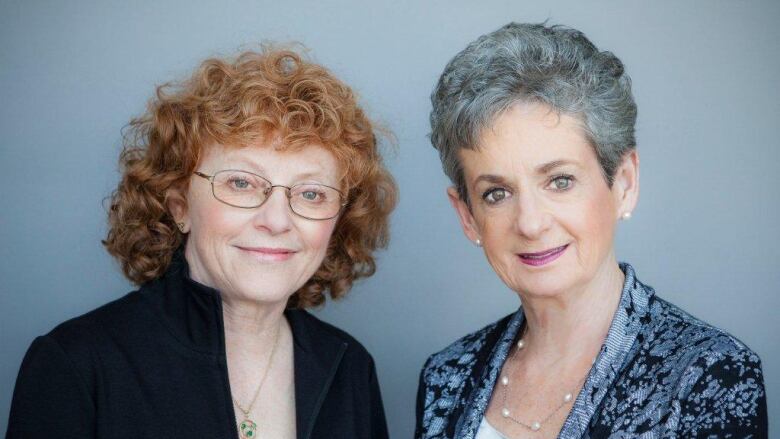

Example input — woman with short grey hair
[416,22,766,438]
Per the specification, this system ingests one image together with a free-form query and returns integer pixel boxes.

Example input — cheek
[477,214,516,268]
[189,198,247,246]
[300,221,337,258]
[475,212,504,246]
[193,209,241,235]
[574,192,618,260]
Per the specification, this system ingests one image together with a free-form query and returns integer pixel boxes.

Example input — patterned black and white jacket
[415,263,767,438]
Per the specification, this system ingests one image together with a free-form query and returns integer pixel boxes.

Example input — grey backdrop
[1,0,778,436]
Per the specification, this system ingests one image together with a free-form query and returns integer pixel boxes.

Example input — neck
[518,258,625,364]
[222,296,288,355]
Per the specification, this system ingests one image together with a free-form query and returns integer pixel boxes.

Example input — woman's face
[449,103,638,299]
[175,142,340,305]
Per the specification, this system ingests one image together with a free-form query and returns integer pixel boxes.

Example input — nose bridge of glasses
[253,185,296,223]
[265,184,294,199]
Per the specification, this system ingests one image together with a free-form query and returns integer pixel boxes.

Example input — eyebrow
[293,171,331,182]
[471,159,579,187]
[225,158,330,182]
[473,174,507,186]
[219,157,265,174]
[535,159,577,174]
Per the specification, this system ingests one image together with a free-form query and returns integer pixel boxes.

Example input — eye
[548,174,574,191]
[482,187,509,205]
[301,190,322,201]
[227,176,253,190]
[295,186,329,203]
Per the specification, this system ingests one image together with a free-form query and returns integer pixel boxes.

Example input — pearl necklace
[498,338,587,432]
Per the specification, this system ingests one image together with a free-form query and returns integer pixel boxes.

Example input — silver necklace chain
[498,337,589,432]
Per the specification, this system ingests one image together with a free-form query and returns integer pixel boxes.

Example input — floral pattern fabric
[415,263,767,438]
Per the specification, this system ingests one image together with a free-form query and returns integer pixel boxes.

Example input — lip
[517,244,568,267]
[236,246,297,262]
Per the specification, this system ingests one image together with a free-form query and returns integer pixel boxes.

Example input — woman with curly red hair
[7,46,396,439]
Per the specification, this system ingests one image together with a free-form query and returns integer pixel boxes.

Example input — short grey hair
[430,22,637,200]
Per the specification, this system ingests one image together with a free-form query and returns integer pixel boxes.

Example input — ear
[612,150,640,219]
[166,187,190,233]
[447,186,481,244]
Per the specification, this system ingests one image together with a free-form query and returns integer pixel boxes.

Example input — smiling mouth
[237,246,297,262]
[517,244,568,267]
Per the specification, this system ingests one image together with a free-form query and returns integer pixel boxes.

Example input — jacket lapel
[454,310,525,439]
[286,309,347,439]
[558,263,653,437]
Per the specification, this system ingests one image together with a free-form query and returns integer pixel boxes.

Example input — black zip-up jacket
[7,254,389,438]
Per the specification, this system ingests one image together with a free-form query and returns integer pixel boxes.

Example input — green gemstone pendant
[239,419,257,438]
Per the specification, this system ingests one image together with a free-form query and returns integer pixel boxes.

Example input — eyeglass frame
[193,170,347,221]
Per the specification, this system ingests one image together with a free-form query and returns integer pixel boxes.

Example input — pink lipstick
[518,244,568,267]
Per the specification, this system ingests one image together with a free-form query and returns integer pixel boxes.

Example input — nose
[251,186,294,234]
[513,190,552,240]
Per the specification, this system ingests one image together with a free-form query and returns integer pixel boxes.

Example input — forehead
[201,142,340,181]
[460,103,594,175]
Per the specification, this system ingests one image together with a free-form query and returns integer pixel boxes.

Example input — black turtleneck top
[7,254,389,438]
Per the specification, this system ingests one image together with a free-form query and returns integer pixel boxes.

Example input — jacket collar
[286,309,348,439]
[141,250,347,439]
[454,263,654,439]
[140,250,225,355]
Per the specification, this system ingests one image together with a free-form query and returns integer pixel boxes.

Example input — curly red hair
[103,46,397,308]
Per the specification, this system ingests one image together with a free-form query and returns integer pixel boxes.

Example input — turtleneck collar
[139,248,345,357]
[134,249,352,439]
[137,249,227,355]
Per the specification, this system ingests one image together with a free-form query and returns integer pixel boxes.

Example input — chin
[227,270,297,303]
[502,247,582,297]
[509,266,579,298]
[515,280,570,298]
[235,284,295,304]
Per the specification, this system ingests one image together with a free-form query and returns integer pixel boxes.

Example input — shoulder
[14,288,145,396]
[646,295,761,367]
[635,295,765,410]
[40,288,146,359]
[639,296,767,434]
[620,265,762,372]
[421,312,514,382]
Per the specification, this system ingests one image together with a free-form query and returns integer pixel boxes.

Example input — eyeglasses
[194,170,346,220]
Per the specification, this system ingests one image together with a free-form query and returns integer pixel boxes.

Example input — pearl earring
[622,212,632,220]
[475,238,482,247]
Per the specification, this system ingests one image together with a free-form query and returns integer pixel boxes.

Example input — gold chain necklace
[233,323,281,439]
